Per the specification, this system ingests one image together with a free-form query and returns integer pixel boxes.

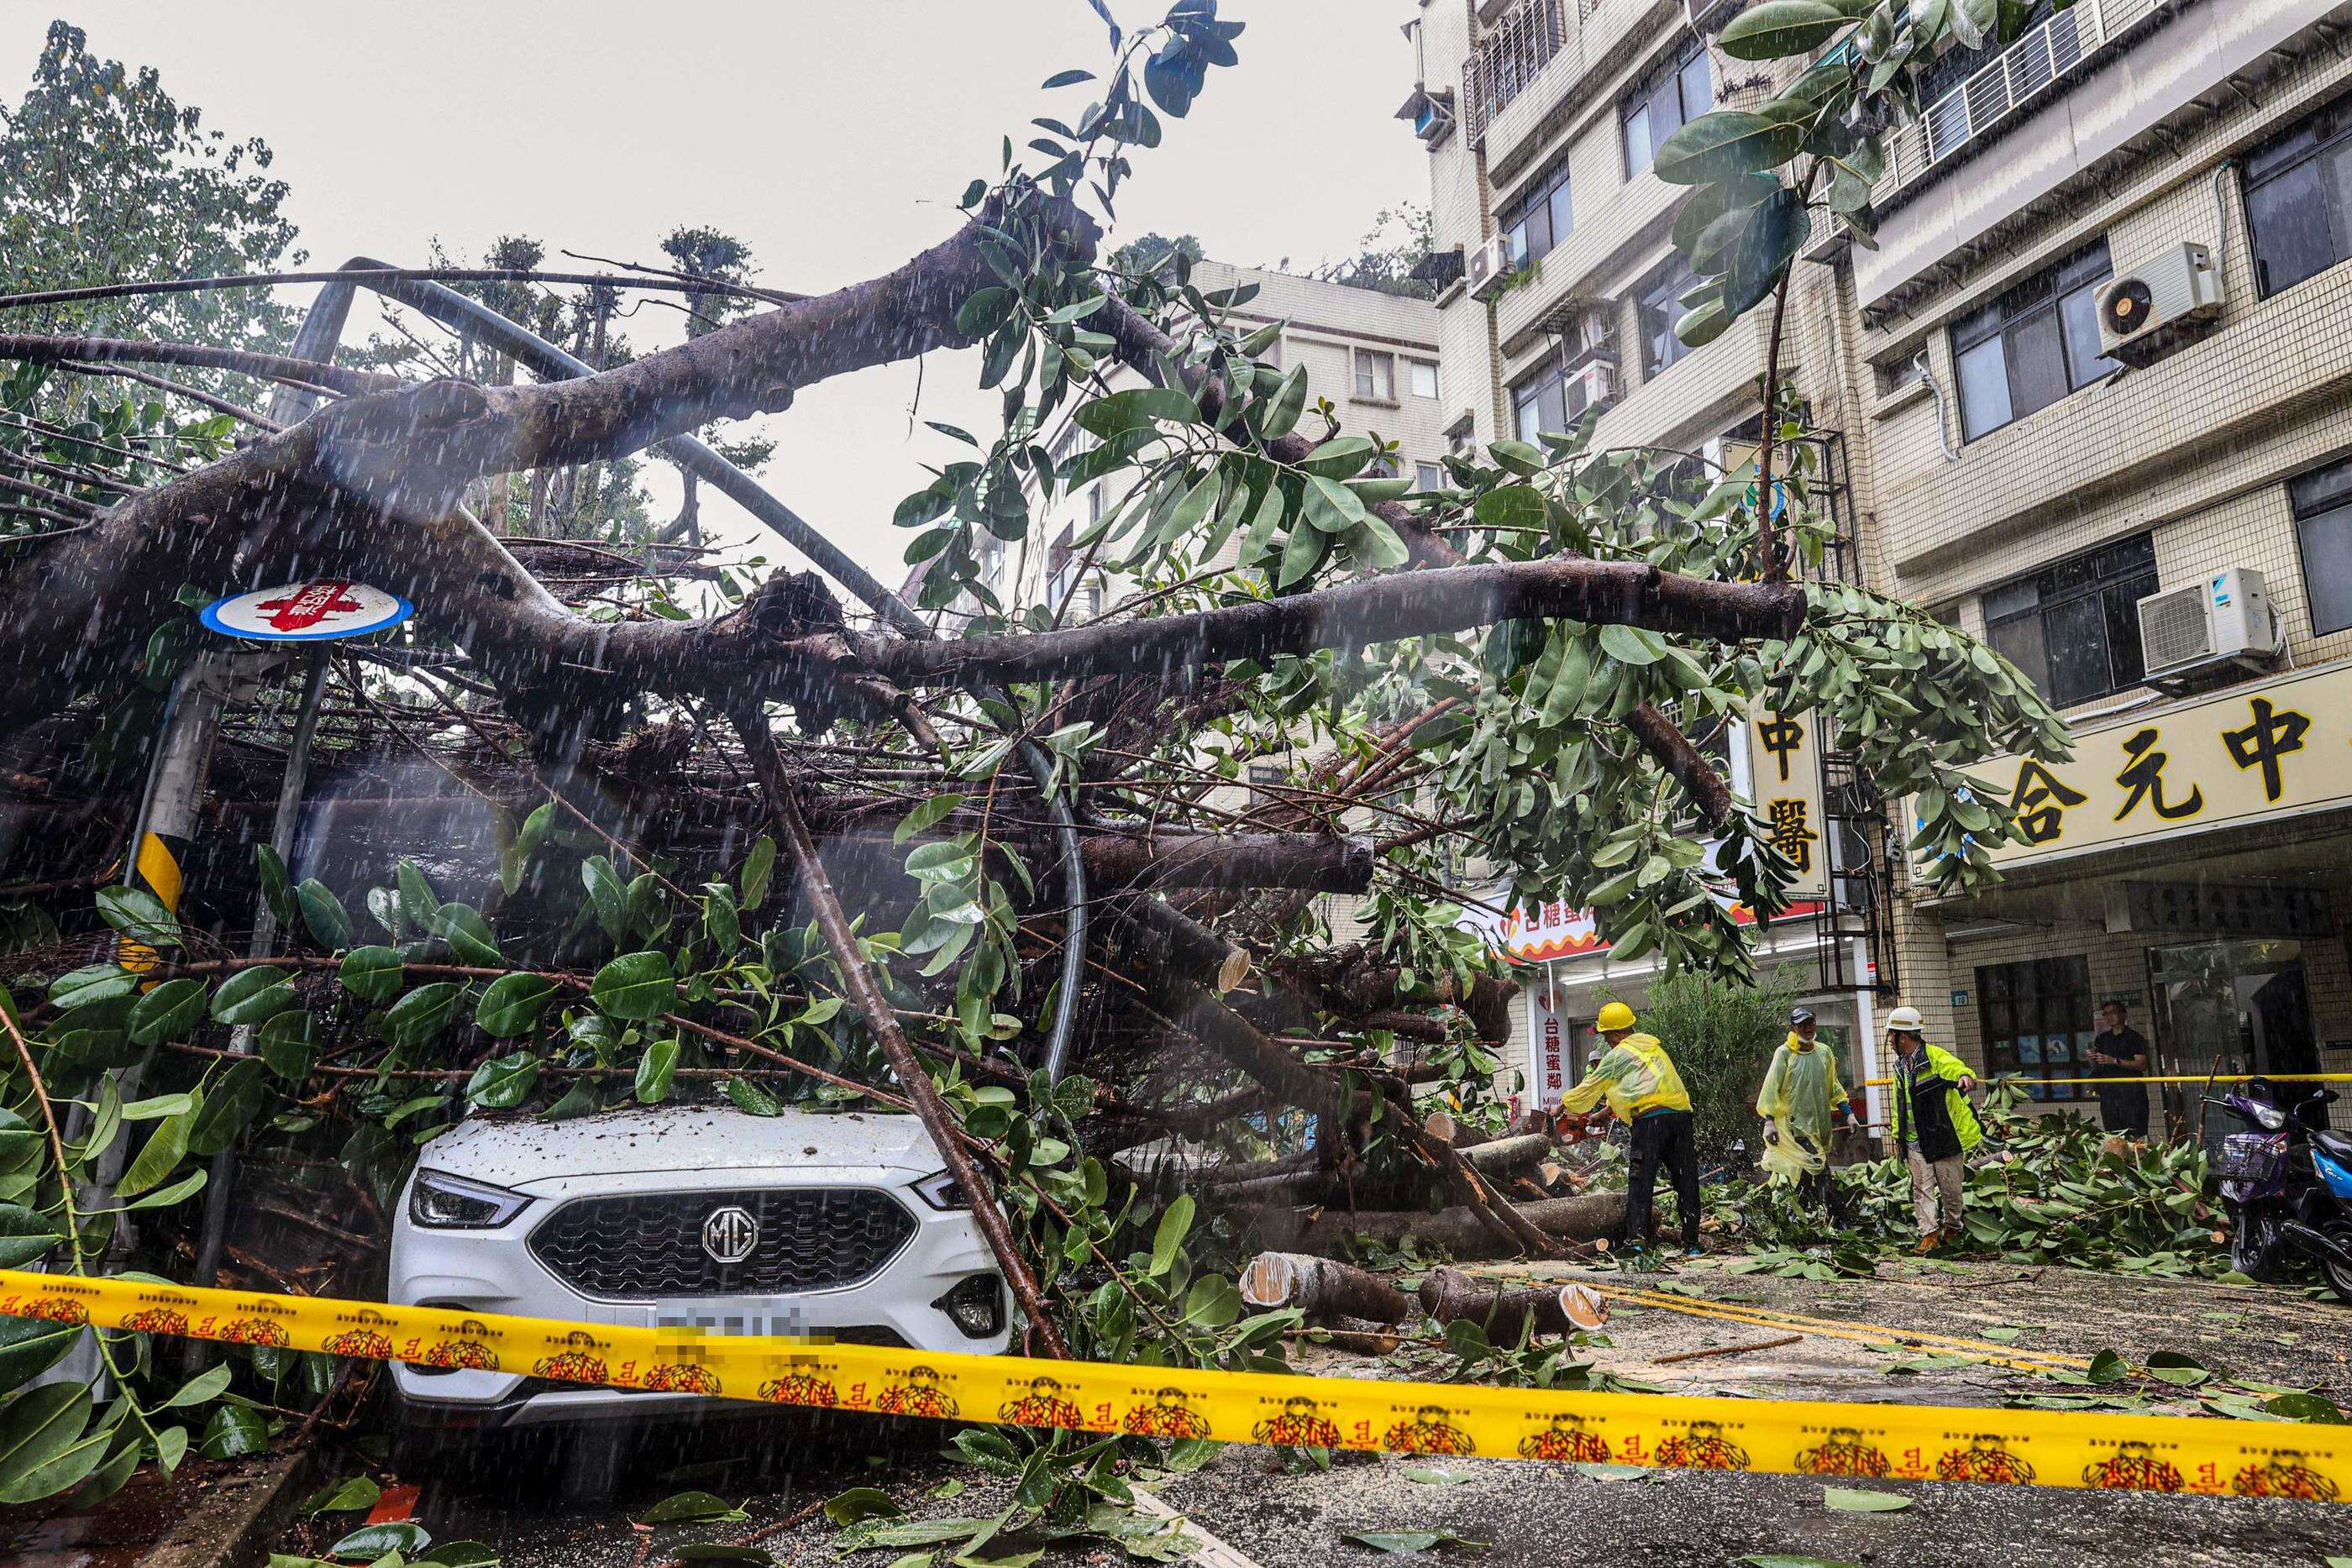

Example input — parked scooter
[2213,1079,2352,1303]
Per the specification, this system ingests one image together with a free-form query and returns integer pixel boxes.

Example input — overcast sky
[7,2,1427,590]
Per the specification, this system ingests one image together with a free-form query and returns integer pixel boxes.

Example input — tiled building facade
[1405,0,2352,1132]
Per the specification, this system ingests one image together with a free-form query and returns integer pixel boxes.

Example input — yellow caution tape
[3,1269,2345,1500]
[1574,1279,2092,1373]
[1861,1072,2352,1089]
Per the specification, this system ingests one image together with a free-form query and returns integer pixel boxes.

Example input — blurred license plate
[654,1299,812,1340]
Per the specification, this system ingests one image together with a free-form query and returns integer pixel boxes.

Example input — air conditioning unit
[1413,88,1456,144]
[2136,568,2281,684]
[2097,242,2224,366]
[1467,235,1515,302]
[1566,359,1618,419]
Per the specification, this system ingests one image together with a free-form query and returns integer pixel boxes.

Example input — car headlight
[933,1274,1005,1338]
[408,1170,531,1229]
[2253,1104,2287,1130]
[911,1170,969,1211]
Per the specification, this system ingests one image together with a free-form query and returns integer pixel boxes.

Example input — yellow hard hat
[1596,1001,1636,1032]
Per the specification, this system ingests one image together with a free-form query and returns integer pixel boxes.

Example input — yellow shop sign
[1966,661,2352,869]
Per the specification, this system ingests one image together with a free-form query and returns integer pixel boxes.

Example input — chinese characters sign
[1971,664,2352,869]
[1749,705,1830,900]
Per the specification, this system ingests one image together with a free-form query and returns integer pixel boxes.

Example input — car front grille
[528,1188,917,1299]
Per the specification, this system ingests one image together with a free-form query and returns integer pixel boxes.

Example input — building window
[2289,457,2352,635]
[1950,239,2116,441]
[1982,532,2157,707]
[1635,255,1699,379]
[1977,955,2093,1101]
[1621,38,1713,178]
[1087,485,1105,525]
[1257,336,1283,367]
[1353,349,1395,402]
[1410,359,1440,400]
[1415,459,1446,491]
[2244,98,2352,298]
[1499,153,1573,268]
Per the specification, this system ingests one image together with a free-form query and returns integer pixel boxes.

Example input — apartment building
[1404,0,1895,1120]
[1405,0,2352,1133]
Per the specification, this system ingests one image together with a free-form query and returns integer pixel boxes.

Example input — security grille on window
[1410,359,1440,400]
[1635,255,1700,379]
[1621,38,1713,178]
[1977,956,2093,1102]
[2289,456,2352,636]
[1499,153,1573,269]
[1982,532,2156,707]
[2244,97,2352,298]
[1950,239,2116,441]
[1353,349,1395,402]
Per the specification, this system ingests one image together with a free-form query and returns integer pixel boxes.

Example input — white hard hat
[1886,1005,1924,1032]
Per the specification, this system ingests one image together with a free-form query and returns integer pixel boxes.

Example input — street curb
[137,1445,318,1568]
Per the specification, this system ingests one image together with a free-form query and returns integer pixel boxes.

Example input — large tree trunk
[1234,1192,1634,1260]
[1416,1266,1606,1340]
[1239,1252,1413,1324]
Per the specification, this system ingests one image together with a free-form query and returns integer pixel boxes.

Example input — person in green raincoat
[1755,1007,1853,1225]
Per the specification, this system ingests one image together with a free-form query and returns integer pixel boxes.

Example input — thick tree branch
[0,333,407,396]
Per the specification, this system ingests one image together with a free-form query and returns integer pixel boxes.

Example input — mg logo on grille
[701,1205,759,1264]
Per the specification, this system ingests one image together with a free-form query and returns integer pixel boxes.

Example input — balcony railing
[1877,0,2172,196]
[1465,0,1570,142]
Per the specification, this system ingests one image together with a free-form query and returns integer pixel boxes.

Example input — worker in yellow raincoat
[1558,1001,1700,1256]
[1755,1007,1853,1225]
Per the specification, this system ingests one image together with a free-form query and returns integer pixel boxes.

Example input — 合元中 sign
[200,580,412,642]
[1961,661,2352,871]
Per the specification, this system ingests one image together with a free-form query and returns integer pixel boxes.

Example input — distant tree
[0,21,302,401]
[1313,203,1437,300]
[1108,230,1205,279]
[654,224,773,543]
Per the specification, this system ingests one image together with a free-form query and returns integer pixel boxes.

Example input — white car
[387,1104,1010,1433]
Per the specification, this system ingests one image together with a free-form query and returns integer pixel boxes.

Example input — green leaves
[1072,386,1198,438]
[593,952,676,1021]
[724,1076,784,1117]
[475,973,555,1038]
[95,885,179,950]
[0,1385,100,1504]
[639,1491,745,1525]
[128,978,207,1046]
[381,983,463,1048]
[740,836,778,910]
[1722,185,1812,316]
[0,1204,64,1268]
[1821,1486,1911,1513]
[210,966,295,1026]
[116,1106,192,1197]
[1719,0,1851,59]
[338,946,404,1002]
[893,795,963,847]
[635,1037,680,1104]
[295,879,352,950]
[49,964,137,1011]
[186,1057,270,1156]
[465,1051,540,1110]
[1149,1193,1194,1277]
[1653,113,1805,186]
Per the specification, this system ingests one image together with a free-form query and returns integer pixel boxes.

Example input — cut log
[1240,1251,1413,1325]
[1416,1266,1608,1340]
[1236,1191,1635,1260]
[1457,1133,1553,1176]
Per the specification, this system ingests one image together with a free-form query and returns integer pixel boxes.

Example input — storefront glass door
[2146,939,2316,1142]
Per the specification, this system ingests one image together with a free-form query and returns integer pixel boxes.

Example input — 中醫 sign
[1748,705,1829,900]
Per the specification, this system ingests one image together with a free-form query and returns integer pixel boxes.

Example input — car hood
[417,1105,943,1188]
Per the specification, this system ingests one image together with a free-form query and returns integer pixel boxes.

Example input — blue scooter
[2213,1079,2352,1303]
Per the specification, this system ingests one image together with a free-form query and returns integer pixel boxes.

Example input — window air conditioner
[1567,359,1618,418]
[1467,235,1515,302]
[2096,242,2223,366]
[2136,568,2280,683]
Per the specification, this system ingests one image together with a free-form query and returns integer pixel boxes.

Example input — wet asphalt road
[266,1261,2352,1567]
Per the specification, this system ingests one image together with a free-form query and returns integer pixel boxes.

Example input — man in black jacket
[2089,998,2150,1140]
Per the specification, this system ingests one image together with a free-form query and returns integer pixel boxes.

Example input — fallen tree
[0,0,2076,1508]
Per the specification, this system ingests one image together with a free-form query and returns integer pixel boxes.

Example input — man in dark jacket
[2089,998,2150,1140]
